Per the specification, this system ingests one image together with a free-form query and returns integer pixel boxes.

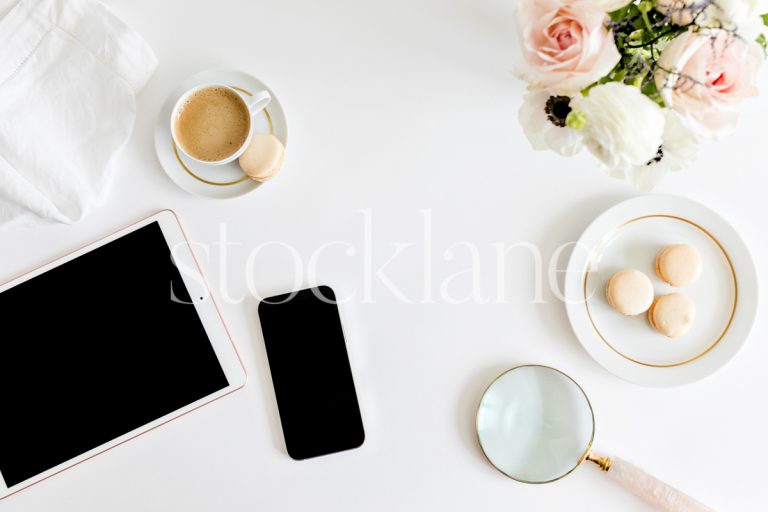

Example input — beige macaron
[605,269,655,316]
[238,133,285,182]
[655,244,701,287]
[648,293,696,338]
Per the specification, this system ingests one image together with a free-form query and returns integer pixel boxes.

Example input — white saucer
[565,195,758,387]
[154,69,288,199]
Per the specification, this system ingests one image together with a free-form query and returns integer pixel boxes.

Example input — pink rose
[512,0,621,93]
[655,29,763,137]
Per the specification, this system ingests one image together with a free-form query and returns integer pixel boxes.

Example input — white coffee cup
[170,83,271,166]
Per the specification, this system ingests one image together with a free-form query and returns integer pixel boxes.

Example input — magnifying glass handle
[588,453,716,512]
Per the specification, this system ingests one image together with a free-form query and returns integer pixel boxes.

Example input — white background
[1,0,766,510]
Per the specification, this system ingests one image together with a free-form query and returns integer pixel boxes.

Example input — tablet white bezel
[0,210,247,499]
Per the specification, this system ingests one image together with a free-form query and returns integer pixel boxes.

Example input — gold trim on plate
[172,85,275,187]
[583,214,738,368]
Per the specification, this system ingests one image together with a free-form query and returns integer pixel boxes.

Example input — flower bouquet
[513,0,767,190]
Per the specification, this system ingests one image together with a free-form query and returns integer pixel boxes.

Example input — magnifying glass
[476,365,714,512]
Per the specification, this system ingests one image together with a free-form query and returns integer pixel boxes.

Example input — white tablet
[0,210,246,499]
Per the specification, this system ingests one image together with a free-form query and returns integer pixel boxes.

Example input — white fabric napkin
[0,0,156,229]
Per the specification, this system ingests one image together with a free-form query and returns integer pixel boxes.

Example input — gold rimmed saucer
[582,214,737,368]
[154,69,288,199]
[564,195,758,387]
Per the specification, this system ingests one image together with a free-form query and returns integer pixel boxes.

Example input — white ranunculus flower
[622,112,699,191]
[518,90,583,156]
[574,83,665,173]
[707,0,768,39]
[592,0,634,12]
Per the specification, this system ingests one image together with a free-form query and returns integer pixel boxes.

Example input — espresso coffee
[174,86,250,162]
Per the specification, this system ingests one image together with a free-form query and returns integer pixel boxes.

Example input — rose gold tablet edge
[0,208,248,501]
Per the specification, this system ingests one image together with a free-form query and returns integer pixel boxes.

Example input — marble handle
[606,457,715,512]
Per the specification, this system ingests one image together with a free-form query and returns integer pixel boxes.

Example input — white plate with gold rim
[154,69,288,199]
[565,195,758,387]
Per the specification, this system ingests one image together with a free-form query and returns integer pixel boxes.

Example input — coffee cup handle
[243,90,271,116]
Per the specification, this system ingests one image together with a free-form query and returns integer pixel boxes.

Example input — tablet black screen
[0,221,229,487]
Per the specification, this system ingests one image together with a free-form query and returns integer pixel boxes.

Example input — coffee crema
[174,86,250,162]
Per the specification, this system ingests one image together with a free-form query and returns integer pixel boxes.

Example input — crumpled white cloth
[0,0,156,229]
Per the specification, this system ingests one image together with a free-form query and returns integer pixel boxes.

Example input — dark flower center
[544,95,572,127]
[646,146,664,166]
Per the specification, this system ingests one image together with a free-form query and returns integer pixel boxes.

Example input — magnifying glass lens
[476,366,594,483]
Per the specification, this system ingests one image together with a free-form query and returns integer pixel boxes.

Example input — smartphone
[258,286,365,460]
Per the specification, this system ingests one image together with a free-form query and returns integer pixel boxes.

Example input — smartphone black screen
[258,286,364,460]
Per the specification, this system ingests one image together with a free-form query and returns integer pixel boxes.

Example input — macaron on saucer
[565,195,758,387]
[239,133,285,182]
[656,244,702,287]
[154,68,288,199]
[605,269,654,316]
[648,293,696,338]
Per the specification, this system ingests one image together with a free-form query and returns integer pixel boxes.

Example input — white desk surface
[1,0,766,510]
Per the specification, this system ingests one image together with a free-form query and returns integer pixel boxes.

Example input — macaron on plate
[154,69,288,199]
[565,195,758,387]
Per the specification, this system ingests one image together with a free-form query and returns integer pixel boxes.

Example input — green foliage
[599,2,684,107]
[760,13,768,55]
[585,1,687,107]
